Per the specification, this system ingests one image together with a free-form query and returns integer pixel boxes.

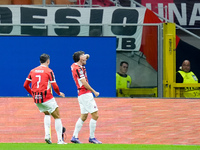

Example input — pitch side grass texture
[0,143,199,150]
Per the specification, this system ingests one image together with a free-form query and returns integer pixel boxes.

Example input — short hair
[73,51,85,62]
[40,53,50,63]
[120,61,129,66]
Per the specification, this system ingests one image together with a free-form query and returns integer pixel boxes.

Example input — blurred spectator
[32,0,52,5]
[77,0,85,5]
[76,0,115,6]
[116,61,132,97]
[176,60,200,98]
[54,0,76,5]
[118,0,130,7]
[0,0,12,4]
[12,0,31,4]
[92,0,115,7]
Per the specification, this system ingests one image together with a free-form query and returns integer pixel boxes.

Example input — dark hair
[40,53,50,63]
[73,51,85,62]
[120,61,129,66]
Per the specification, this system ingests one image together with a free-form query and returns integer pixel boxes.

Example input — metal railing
[172,83,200,98]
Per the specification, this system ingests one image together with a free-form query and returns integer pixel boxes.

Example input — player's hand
[94,91,100,97]
[59,92,65,97]
[85,54,90,59]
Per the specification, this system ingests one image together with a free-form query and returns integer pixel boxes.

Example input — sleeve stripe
[76,69,80,78]
[50,72,54,81]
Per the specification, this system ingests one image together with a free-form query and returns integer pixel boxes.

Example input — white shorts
[78,93,98,114]
[35,97,58,114]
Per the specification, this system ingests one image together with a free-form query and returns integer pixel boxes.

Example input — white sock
[55,119,63,142]
[44,115,51,139]
[89,119,97,138]
[73,118,84,138]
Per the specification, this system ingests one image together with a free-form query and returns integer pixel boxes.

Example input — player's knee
[92,113,99,120]
[53,114,60,119]
[81,115,88,121]
[44,111,50,115]
[51,108,60,119]
[95,114,99,120]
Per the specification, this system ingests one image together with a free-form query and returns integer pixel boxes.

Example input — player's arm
[81,78,99,97]
[51,82,65,97]
[176,72,183,83]
[23,80,32,95]
[49,70,65,97]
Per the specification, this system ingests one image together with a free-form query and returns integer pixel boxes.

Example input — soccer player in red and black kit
[23,53,67,144]
[70,51,102,144]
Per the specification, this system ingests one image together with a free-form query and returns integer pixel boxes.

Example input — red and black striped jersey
[71,63,91,96]
[25,65,59,103]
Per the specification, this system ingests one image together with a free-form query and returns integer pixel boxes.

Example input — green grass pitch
[0,143,199,150]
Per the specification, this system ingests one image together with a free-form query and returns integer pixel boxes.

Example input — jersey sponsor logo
[79,70,84,77]
[35,94,42,100]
